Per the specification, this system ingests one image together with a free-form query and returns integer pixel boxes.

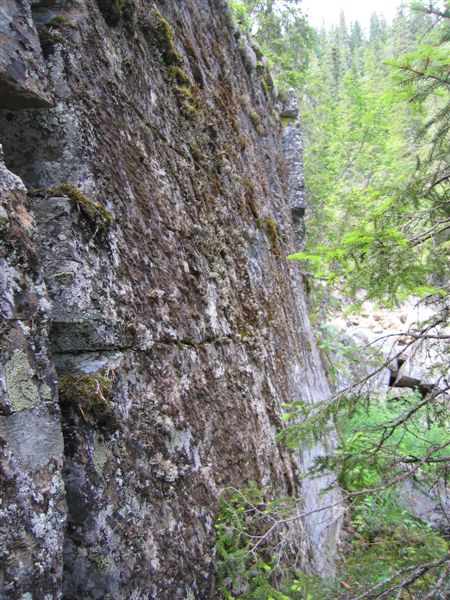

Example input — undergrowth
[215,484,329,599]
[334,397,449,597]
[216,398,449,598]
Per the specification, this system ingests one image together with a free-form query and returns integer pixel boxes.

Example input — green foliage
[215,463,449,598]
[313,324,364,385]
[216,485,285,598]
[277,392,450,597]
[225,2,450,597]
[215,484,330,599]
[230,1,314,89]
[230,1,253,32]
[342,521,448,598]
[334,394,447,503]
[333,398,450,597]
[292,1,450,310]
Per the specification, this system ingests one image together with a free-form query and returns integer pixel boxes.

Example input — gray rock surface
[398,476,450,529]
[0,1,342,597]
[282,91,306,248]
[0,153,65,597]
[281,89,299,119]
[0,0,53,108]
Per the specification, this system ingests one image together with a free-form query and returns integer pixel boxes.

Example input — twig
[422,559,450,600]
[351,553,450,599]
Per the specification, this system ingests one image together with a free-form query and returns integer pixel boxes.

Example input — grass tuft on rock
[59,373,118,432]
[49,183,113,238]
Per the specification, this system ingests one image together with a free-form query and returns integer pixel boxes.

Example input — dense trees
[230,1,314,86]
[295,3,449,306]
[296,3,450,596]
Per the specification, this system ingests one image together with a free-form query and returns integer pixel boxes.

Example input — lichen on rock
[0,1,342,597]
[5,350,41,413]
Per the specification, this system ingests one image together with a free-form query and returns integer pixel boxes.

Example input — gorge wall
[0,1,341,598]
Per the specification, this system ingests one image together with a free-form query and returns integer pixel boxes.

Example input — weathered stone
[281,89,299,119]
[0,145,26,191]
[236,31,257,73]
[398,475,450,529]
[0,1,342,597]
[0,0,53,108]
[393,353,438,390]
[0,151,65,598]
[4,349,41,412]
[282,113,306,248]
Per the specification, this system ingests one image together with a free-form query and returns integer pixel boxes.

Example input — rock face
[0,0,53,108]
[282,91,306,249]
[0,1,341,598]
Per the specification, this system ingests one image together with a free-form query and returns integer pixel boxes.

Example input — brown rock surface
[0,2,341,598]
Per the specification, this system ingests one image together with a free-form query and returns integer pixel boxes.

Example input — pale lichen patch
[93,438,112,475]
[5,350,40,412]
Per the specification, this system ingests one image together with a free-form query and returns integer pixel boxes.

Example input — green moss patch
[240,95,263,135]
[38,28,64,56]
[264,218,280,255]
[166,65,191,86]
[146,10,202,118]
[46,16,76,29]
[151,9,183,66]
[49,183,113,238]
[38,14,76,56]
[59,373,118,432]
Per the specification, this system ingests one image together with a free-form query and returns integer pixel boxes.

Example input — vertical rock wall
[0,152,66,595]
[0,1,341,598]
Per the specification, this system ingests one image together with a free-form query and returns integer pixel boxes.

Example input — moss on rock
[59,373,118,432]
[38,28,65,56]
[46,16,76,29]
[151,9,183,66]
[264,218,280,256]
[240,95,263,135]
[166,65,191,86]
[49,183,113,238]
[38,14,76,56]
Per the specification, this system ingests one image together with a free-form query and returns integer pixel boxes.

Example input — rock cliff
[0,1,341,598]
